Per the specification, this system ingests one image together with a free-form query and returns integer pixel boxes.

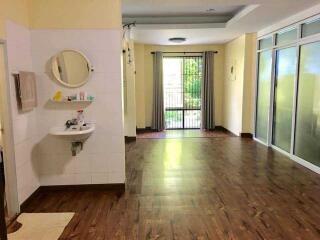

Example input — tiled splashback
[31,29,125,186]
[5,21,125,203]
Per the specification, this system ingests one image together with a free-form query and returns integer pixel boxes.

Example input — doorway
[0,40,19,239]
[0,40,8,240]
[163,56,203,129]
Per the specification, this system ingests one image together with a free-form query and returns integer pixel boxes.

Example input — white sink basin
[49,123,95,141]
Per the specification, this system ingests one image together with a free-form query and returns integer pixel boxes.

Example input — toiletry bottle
[80,91,84,101]
[77,110,85,126]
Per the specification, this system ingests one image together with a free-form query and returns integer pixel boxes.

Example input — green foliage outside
[165,111,182,122]
[183,58,202,108]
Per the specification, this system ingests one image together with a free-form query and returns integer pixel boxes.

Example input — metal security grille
[163,56,203,129]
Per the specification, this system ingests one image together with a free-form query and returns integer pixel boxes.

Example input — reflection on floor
[11,137,320,239]
[137,129,235,139]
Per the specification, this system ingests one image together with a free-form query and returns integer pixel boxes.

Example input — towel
[17,71,37,112]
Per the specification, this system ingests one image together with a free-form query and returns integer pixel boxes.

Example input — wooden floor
[17,137,320,239]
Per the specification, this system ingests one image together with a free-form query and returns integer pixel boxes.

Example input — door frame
[163,55,202,130]
[0,39,19,218]
[253,15,320,174]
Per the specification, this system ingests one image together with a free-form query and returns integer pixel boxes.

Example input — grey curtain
[151,52,165,131]
[201,51,215,130]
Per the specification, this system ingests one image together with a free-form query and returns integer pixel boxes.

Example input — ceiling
[122,0,320,45]
[122,3,244,17]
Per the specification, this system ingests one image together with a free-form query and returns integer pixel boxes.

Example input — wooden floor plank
[10,136,320,239]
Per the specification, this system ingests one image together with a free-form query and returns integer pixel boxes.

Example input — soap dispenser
[77,110,85,126]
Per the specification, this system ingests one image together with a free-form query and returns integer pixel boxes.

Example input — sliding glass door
[255,50,272,142]
[255,15,320,171]
[294,42,320,166]
[163,56,202,129]
[272,47,296,152]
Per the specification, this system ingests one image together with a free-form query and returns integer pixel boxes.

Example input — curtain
[201,51,215,130]
[151,52,165,131]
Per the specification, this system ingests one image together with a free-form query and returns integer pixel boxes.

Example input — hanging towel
[17,71,37,112]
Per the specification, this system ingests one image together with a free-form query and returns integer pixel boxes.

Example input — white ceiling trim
[126,1,320,45]
[226,5,259,27]
[134,23,226,30]
[258,3,320,37]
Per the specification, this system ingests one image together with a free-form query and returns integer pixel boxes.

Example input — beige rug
[8,213,74,240]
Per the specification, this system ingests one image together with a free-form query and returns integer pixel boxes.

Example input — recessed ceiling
[122,0,320,45]
[122,3,244,17]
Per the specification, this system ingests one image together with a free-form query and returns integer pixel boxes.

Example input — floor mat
[8,213,74,240]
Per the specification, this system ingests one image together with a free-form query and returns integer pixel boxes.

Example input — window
[163,56,203,129]
[255,50,273,142]
[255,14,320,171]
[259,37,273,50]
[276,28,297,45]
[294,42,320,166]
[272,47,296,152]
[302,18,320,38]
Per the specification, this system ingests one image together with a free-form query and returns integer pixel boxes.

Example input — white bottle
[77,110,85,126]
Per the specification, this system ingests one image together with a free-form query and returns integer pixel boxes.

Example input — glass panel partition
[272,47,296,152]
[276,28,297,45]
[302,18,320,38]
[294,42,320,166]
[256,50,273,142]
[259,37,273,50]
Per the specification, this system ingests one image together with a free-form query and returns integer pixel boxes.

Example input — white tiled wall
[5,21,125,203]
[30,29,125,186]
[6,21,40,204]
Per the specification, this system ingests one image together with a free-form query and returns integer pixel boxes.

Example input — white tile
[107,153,125,172]
[74,174,92,184]
[40,174,75,186]
[91,154,108,173]
[91,173,108,184]
[108,171,125,184]
[74,154,92,174]
[6,28,126,187]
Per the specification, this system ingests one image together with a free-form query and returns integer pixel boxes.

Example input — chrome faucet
[65,118,78,129]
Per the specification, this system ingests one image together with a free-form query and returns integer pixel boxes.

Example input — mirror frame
[51,49,93,88]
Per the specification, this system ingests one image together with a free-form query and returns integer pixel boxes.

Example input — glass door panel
[272,47,296,152]
[163,56,202,129]
[163,58,184,129]
[256,50,273,142]
[294,42,320,166]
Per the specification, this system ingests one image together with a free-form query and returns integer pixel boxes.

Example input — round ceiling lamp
[169,37,187,43]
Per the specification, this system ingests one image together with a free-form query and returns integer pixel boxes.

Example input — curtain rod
[150,51,218,54]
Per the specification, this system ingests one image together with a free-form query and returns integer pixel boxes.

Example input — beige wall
[30,0,121,29]
[223,35,246,135]
[134,44,225,128]
[0,0,31,38]
[242,33,257,134]
[223,34,257,135]
[123,39,137,137]
[134,43,146,128]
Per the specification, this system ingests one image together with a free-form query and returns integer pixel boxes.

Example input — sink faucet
[65,110,85,129]
[65,118,78,129]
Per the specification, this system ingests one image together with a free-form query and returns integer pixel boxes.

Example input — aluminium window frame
[254,14,320,174]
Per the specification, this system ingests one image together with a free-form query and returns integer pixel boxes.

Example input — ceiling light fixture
[206,8,216,12]
[169,37,186,43]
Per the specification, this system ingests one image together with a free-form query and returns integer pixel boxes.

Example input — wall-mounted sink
[49,123,95,141]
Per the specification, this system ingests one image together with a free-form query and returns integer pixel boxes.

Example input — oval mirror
[51,50,92,88]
